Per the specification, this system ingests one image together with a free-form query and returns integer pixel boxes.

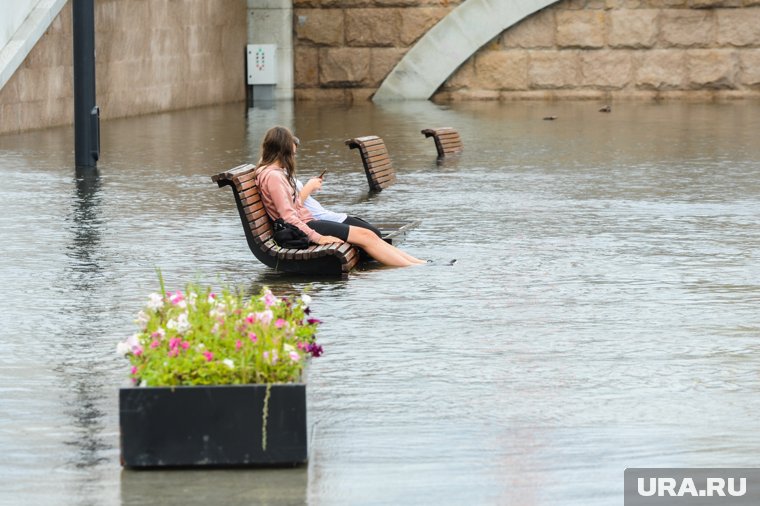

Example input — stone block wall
[435,0,760,101]
[293,0,464,102]
[0,0,247,135]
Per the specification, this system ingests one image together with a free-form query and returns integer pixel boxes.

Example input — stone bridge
[294,0,760,102]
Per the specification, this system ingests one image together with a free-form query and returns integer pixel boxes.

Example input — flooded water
[1,100,759,506]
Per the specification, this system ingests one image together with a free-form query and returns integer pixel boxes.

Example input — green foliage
[118,281,323,386]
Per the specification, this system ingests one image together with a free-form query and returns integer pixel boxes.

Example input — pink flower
[133,346,143,357]
[256,310,273,325]
[180,341,190,350]
[168,348,179,358]
[245,315,255,324]
[261,290,278,307]
[150,340,160,349]
[203,351,214,362]
[274,318,286,329]
[168,290,184,304]
[248,332,257,343]
[169,337,181,350]
[235,340,243,350]
[297,342,307,350]
[130,366,138,375]
[289,351,300,362]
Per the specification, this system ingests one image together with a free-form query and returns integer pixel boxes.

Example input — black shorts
[306,220,351,242]
[342,216,382,238]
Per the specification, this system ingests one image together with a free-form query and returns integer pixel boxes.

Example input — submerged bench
[421,127,463,157]
[212,163,419,277]
[345,135,396,192]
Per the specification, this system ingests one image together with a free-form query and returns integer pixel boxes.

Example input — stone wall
[0,0,246,135]
[293,0,464,102]
[435,0,760,101]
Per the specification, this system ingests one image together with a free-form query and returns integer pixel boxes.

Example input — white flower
[209,303,226,319]
[176,313,191,333]
[288,351,300,362]
[222,359,235,369]
[146,293,163,311]
[166,318,177,330]
[135,311,150,329]
[257,309,273,325]
[116,341,130,356]
[139,380,147,387]
[126,333,140,348]
[187,292,197,307]
[300,294,311,306]
[284,343,296,353]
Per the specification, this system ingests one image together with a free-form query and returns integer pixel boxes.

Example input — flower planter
[119,383,307,468]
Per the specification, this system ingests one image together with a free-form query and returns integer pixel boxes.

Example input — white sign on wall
[247,44,277,85]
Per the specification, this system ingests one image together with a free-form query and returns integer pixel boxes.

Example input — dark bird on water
[543,116,557,121]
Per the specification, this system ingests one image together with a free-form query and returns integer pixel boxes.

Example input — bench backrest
[421,127,463,157]
[345,135,396,192]
[212,164,277,263]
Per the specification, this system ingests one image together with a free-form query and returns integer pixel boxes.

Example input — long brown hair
[255,126,298,199]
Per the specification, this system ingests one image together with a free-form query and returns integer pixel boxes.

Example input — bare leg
[347,226,425,267]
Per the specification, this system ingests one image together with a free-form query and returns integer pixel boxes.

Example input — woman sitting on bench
[254,126,425,267]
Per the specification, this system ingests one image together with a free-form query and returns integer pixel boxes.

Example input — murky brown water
[1,100,759,506]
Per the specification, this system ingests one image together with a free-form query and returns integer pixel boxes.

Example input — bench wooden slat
[211,163,256,185]
[244,206,268,219]
[367,161,392,172]
[362,144,388,155]
[372,171,396,183]
[240,186,262,200]
[258,229,273,243]
[364,153,390,164]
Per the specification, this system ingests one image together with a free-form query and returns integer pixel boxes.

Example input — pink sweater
[256,166,323,243]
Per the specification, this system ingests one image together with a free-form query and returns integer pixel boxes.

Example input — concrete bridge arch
[373,0,560,101]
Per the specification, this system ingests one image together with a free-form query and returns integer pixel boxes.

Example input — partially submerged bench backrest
[211,163,275,250]
[345,135,396,192]
[421,127,463,157]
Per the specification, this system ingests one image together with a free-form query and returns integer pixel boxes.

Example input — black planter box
[119,383,307,468]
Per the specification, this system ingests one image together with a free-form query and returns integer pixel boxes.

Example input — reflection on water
[120,467,307,506]
[1,100,760,506]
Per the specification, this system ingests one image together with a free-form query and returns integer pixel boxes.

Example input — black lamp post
[72,0,100,168]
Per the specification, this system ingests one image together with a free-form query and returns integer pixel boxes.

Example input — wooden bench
[212,164,420,277]
[421,127,463,157]
[345,135,396,192]
[212,163,360,277]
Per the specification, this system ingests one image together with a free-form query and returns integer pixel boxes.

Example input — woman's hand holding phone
[304,177,323,195]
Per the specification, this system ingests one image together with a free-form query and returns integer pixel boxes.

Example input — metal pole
[73,0,99,168]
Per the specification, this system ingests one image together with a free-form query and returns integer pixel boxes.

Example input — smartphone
[319,169,328,179]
